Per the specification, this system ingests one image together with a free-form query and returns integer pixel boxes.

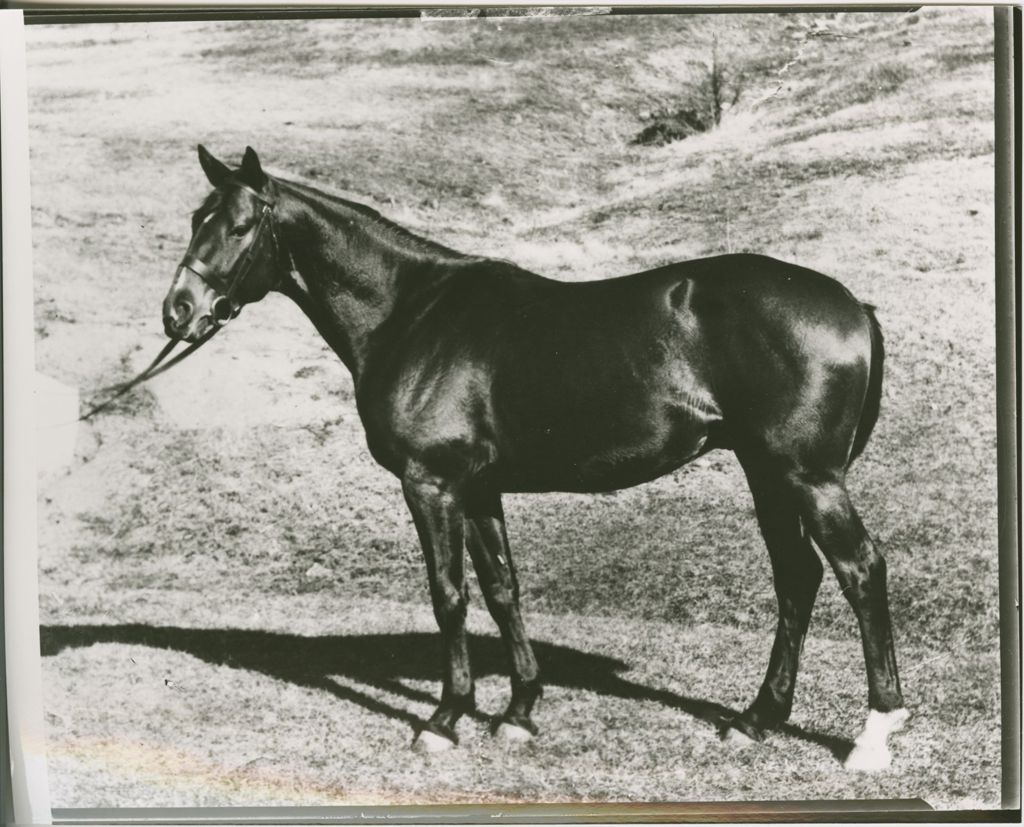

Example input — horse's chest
[357,361,495,475]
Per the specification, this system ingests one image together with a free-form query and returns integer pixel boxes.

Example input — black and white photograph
[13,4,1009,814]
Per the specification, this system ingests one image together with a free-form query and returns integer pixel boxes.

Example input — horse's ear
[198,144,231,187]
[239,146,267,190]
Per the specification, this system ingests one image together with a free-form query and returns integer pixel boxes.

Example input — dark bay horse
[163,146,907,771]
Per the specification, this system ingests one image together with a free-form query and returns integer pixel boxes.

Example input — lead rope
[78,327,218,421]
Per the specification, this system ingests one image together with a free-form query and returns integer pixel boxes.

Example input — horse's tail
[849,303,884,466]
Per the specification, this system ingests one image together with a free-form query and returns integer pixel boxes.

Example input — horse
[162,145,908,772]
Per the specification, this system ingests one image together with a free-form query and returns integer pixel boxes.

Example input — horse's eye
[229,225,248,237]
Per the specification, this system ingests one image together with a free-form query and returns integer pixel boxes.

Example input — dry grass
[40,592,999,809]
[29,8,1000,811]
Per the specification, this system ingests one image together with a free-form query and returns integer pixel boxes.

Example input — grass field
[28,9,1002,810]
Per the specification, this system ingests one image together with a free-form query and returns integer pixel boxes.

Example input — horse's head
[163,145,284,341]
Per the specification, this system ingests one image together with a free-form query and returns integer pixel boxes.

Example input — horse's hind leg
[787,470,908,771]
[464,487,542,742]
[724,458,824,744]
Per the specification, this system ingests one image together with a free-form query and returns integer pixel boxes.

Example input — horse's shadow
[39,622,852,761]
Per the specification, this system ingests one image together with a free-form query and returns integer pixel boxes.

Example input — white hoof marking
[412,730,455,754]
[844,708,910,772]
[844,742,892,772]
[495,722,533,744]
[722,727,757,747]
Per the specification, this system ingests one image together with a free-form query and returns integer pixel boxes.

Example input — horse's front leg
[464,487,542,742]
[402,464,474,752]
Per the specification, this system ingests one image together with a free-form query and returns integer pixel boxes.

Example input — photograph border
[3,3,1019,823]
[3,9,53,826]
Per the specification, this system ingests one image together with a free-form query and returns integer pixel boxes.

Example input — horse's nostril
[211,296,234,324]
[174,299,193,323]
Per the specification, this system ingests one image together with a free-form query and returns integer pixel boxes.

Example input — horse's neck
[275,183,456,381]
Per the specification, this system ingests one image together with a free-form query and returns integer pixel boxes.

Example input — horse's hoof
[495,722,534,744]
[722,726,757,747]
[843,707,910,772]
[843,743,892,772]
[412,729,456,754]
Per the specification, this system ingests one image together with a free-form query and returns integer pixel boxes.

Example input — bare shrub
[633,36,743,146]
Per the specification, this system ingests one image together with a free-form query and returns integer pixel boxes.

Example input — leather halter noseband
[177,182,280,326]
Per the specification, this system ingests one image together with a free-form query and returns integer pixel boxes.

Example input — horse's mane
[274,174,482,266]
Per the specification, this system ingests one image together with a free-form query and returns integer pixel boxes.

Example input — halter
[80,182,281,422]
[176,182,280,327]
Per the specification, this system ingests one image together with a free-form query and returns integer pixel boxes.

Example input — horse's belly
[494,405,715,494]
[487,288,722,493]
